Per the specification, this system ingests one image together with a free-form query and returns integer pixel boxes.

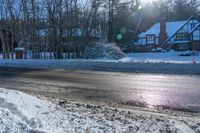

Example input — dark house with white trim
[136,17,200,51]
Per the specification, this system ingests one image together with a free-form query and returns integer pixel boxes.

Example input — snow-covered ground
[0,51,200,75]
[0,51,199,64]
[0,88,200,133]
[120,51,200,64]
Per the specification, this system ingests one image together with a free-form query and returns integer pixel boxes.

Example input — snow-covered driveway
[0,88,200,133]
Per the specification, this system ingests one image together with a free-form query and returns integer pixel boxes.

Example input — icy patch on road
[0,88,199,133]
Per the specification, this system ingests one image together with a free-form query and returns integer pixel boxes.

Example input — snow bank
[0,88,57,132]
[1,52,200,75]
[1,59,200,75]
[0,51,199,65]
[0,88,199,133]
[119,51,200,64]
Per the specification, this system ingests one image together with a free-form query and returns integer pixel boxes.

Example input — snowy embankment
[120,51,200,64]
[0,51,200,74]
[0,88,200,133]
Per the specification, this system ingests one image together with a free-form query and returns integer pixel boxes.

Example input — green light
[117,34,123,40]
[138,5,143,10]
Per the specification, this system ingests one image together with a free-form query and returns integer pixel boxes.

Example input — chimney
[159,18,168,46]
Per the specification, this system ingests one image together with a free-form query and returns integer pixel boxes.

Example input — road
[0,66,200,112]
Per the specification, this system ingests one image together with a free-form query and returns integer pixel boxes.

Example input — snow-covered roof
[14,47,25,51]
[37,28,101,38]
[37,29,49,37]
[139,21,186,38]
[138,20,199,38]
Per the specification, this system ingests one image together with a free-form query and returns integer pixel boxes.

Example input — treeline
[0,0,199,59]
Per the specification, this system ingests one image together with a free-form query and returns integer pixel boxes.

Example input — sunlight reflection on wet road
[0,68,200,112]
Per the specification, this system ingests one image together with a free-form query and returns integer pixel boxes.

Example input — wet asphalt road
[0,66,200,112]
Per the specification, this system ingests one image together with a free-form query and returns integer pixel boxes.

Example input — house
[136,17,200,51]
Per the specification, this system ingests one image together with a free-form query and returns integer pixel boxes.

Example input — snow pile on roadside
[0,88,55,133]
[0,88,200,133]
[0,58,119,69]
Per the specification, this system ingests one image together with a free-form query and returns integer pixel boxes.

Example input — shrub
[83,42,125,59]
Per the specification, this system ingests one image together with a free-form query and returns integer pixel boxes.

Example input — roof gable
[139,20,199,38]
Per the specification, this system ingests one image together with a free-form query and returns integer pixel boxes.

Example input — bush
[83,42,125,59]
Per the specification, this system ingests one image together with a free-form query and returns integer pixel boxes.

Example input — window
[191,23,196,29]
[146,35,155,41]
[175,33,188,40]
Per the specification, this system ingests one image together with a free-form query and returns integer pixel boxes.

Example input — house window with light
[146,35,154,41]
[175,33,188,40]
